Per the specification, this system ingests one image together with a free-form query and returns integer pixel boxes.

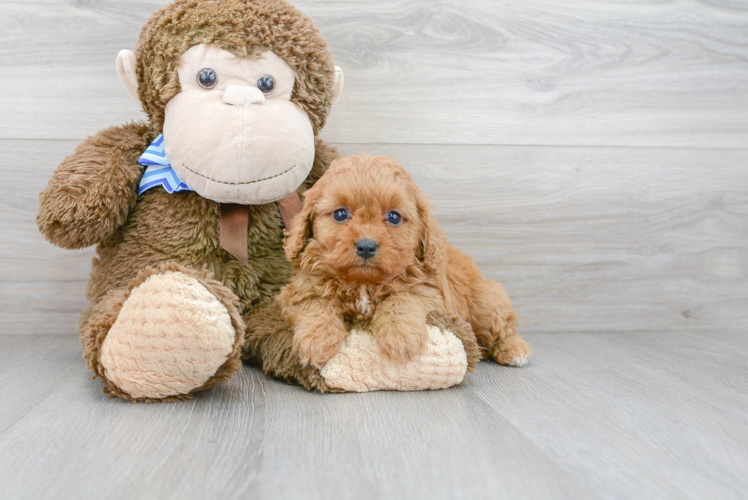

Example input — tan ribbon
[276,191,303,230]
[219,203,251,267]
[219,191,303,267]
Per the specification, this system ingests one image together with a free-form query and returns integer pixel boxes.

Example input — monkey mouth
[180,164,297,186]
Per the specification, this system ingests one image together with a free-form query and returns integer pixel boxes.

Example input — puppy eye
[257,75,275,94]
[333,208,349,223]
[197,68,218,89]
[386,210,402,226]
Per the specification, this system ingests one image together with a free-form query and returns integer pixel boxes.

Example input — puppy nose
[355,239,378,260]
[223,85,265,106]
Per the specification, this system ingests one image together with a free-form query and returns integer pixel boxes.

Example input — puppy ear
[417,195,448,271]
[284,182,322,262]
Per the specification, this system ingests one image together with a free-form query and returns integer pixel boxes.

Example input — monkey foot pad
[320,326,469,392]
[100,271,237,400]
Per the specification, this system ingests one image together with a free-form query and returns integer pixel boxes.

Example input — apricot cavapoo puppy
[280,155,531,369]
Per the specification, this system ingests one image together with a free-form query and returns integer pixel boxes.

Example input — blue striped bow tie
[138,134,193,195]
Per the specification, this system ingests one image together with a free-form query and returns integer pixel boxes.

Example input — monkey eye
[197,68,218,89]
[257,75,275,94]
[333,208,349,223]
[386,210,402,226]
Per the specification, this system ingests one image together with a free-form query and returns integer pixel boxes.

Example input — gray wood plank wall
[1,0,746,336]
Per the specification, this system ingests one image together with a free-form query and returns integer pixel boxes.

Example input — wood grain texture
[0,0,747,146]
[0,332,745,500]
[4,139,746,335]
[337,143,748,335]
[3,1,747,497]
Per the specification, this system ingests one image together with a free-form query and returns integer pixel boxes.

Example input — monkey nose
[223,85,266,106]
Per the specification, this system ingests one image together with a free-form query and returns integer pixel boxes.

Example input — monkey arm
[37,122,150,249]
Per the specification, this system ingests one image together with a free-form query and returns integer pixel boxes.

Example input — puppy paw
[371,323,428,364]
[293,325,349,370]
[492,335,531,367]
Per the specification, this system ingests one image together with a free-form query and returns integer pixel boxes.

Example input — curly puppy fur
[244,298,331,391]
[37,0,341,400]
[280,155,531,369]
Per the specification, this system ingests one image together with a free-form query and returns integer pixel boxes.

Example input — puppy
[280,155,531,369]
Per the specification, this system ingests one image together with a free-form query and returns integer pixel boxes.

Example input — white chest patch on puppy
[356,289,372,317]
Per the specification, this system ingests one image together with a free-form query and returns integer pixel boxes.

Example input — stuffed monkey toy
[37,0,475,401]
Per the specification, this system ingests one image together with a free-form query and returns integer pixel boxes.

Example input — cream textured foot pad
[100,271,236,399]
[320,326,468,392]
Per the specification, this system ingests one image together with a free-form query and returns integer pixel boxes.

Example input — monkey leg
[425,312,481,371]
[80,263,245,402]
[317,310,475,392]
[469,280,532,367]
[242,304,477,392]
[242,299,330,392]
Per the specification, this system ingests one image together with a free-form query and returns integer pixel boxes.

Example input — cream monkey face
[163,44,315,205]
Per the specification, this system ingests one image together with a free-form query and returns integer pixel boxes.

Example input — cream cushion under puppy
[320,326,469,392]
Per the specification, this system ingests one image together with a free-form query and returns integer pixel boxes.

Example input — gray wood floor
[1,332,746,500]
[2,0,747,499]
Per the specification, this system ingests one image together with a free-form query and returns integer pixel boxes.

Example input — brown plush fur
[54,130,337,401]
[279,155,531,369]
[37,0,340,400]
[37,122,150,250]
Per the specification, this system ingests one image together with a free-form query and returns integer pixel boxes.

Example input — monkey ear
[116,50,140,102]
[284,183,322,263]
[417,196,449,271]
[331,66,344,105]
